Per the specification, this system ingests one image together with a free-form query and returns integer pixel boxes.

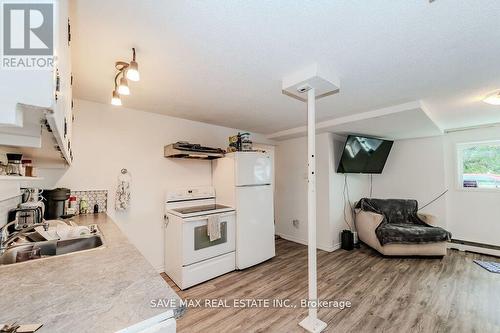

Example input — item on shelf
[6,153,23,176]
[227,134,238,152]
[79,196,89,214]
[236,133,242,151]
[229,133,242,151]
[241,133,252,151]
[22,159,34,177]
[228,135,238,150]
[228,132,252,152]
[94,203,99,214]
[68,195,77,209]
[21,188,43,203]
[66,207,77,215]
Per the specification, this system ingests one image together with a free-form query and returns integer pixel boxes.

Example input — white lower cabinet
[137,318,176,333]
[117,315,176,333]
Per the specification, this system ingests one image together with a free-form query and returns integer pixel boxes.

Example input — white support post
[307,88,317,320]
[281,64,339,333]
[299,88,327,333]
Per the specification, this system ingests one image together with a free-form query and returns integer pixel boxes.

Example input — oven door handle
[182,212,234,223]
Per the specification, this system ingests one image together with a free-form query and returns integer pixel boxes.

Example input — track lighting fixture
[118,77,130,95]
[111,90,122,106]
[483,91,500,105]
[111,48,140,106]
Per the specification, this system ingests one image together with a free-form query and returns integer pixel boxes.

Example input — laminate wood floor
[161,238,500,333]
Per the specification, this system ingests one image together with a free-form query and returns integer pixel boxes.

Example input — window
[458,141,500,190]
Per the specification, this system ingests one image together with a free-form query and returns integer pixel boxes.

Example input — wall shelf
[0,175,44,181]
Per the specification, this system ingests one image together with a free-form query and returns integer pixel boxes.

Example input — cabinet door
[45,0,72,164]
[0,0,73,156]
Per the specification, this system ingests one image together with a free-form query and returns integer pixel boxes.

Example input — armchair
[355,198,451,256]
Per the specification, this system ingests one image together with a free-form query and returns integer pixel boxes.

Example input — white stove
[164,186,236,290]
[168,204,234,218]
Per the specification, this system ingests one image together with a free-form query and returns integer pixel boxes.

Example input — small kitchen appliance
[8,206,43,230]
[6,153,23,176]
[164,186,235,290]
[43,188,71,219]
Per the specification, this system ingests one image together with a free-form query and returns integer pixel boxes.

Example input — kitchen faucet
[0,220,49,255]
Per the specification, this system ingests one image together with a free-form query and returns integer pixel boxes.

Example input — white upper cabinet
[0,0,73,165]
[47,0,73,164]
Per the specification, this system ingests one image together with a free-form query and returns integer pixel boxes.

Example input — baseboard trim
[450,239,500,250]
[276,233,339,252]
[448,239,500,258]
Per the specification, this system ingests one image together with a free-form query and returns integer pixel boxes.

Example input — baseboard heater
[450,239,500,253]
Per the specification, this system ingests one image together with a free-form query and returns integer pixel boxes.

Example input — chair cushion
[376,223,451,245]
[357,198,421,224]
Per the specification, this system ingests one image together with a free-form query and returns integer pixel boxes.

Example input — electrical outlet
[292,219,300,228]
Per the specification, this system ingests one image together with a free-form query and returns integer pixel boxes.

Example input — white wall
[444,126,500,246]
[0,182,22,227]
[275,134,332,250]
[330,135,371,238]
[371,136,448,227]
[372,128,500,248]
[38,99,272,271]
[275,132,369,251]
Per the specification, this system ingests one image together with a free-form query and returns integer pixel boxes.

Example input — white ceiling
[71,0,500,135]
[268,101,443,141]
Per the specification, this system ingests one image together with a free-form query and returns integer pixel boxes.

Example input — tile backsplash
[71,190,108,214]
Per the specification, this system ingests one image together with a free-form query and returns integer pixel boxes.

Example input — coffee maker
[43,188,71,219]
[6,153,23,176]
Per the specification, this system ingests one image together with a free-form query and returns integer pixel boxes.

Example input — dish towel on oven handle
[207,215,222,241]
[115,170,131,211]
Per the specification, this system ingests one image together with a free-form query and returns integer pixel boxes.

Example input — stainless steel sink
[0,227,104,266]
[57,235,104,255]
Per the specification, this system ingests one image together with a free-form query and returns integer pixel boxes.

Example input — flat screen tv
[337,135,393,174]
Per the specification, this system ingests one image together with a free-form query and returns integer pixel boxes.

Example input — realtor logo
[1,1,54,69]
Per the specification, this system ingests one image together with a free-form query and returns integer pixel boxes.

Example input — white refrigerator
[213,151,275,269]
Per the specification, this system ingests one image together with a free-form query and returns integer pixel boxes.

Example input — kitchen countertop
[0,213,184,332]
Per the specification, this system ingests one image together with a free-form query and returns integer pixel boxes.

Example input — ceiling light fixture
[127,49,140,82]
[483,91,500,105]
[111,90,122,106]
[118,77,130,95]
[111,48,140,106]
